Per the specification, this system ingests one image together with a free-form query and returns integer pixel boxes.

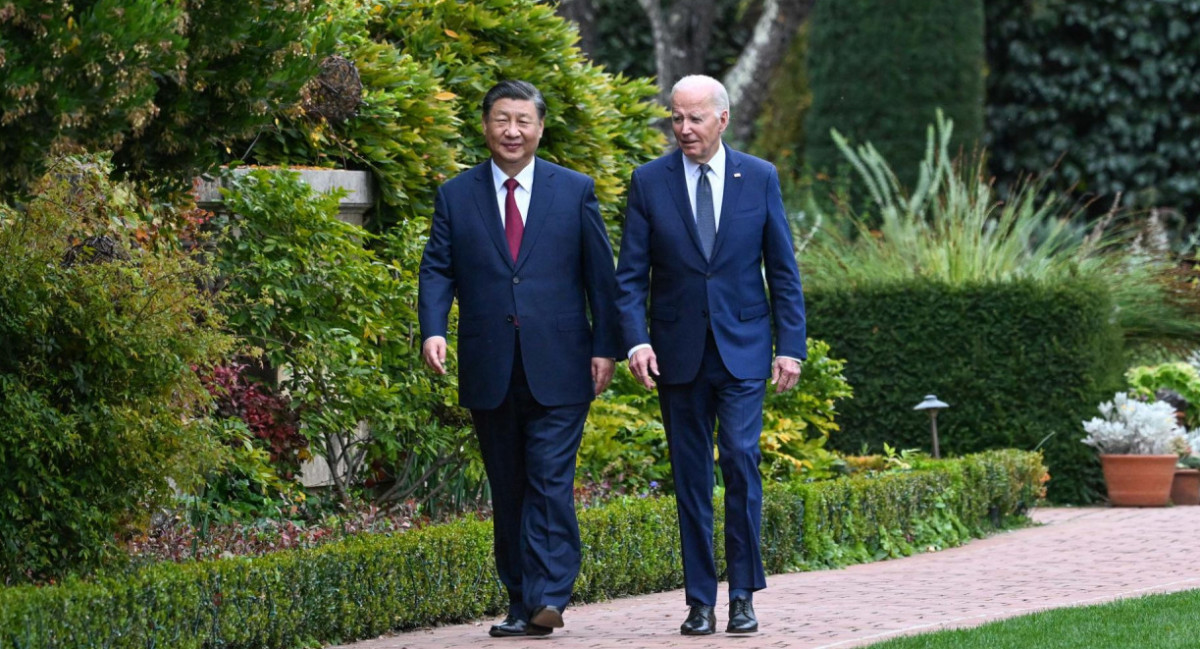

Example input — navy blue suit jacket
[615,145,806,384]
[419,157,620,410]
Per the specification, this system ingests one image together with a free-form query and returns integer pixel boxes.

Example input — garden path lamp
[913,395,949,459]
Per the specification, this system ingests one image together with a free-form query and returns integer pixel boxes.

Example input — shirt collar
[491,158,536,191]
[681,143,726,180]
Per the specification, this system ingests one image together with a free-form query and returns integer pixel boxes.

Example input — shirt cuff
[627,343,652,359]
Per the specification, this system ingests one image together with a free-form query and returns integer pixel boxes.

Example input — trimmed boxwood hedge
[805,278,1125,504]
[0,450,1044,648]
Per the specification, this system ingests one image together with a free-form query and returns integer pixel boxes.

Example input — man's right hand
[629,346,659,390]
[422,336,448,375]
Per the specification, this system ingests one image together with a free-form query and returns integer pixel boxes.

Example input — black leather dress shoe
[726,597,758,633]
[531,604,564,629]
[680,605,717,635]
[525,622,554,636]
[489,614,528,637]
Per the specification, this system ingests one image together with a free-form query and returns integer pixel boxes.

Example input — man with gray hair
[615,74,807,635]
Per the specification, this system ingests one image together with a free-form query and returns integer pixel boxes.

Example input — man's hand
[592,357,616,395]
[422,337,448,375]
[629,347,659,390]
[771,356,802,394]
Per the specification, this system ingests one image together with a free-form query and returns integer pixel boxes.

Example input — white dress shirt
[491,159,535,226]
[681,144,726,231]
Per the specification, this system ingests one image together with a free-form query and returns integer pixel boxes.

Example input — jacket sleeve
[417,186,455,342]
[580,178,622,359]
[614,169,653,356]
[761,167,807,359]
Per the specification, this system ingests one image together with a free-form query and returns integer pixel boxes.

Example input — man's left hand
[771,356,802,394]
[592,357,616,395]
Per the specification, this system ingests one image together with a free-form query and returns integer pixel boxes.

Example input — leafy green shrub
[805,0,984,193]
[760,338,855,481]
[0,450,1044,647]
[579,338,854,491]
[210,169,480,511]
[0,0,333,197]
[0,155,232,583]
[805,279,1123,504]
[986,0,1200,217]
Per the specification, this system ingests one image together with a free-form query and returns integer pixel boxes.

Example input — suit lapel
[470,162,516,268]
[665,151,706,259]
[711,144,743,261]
[516,157,556,270]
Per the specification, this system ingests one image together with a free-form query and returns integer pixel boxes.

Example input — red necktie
[504,178,523,262]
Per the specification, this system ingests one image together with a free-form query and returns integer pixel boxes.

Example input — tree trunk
[556,0,600,59]
[637,0,716,107]
[722,0,813,145]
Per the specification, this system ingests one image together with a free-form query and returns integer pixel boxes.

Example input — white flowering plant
[1081,392,1186,455]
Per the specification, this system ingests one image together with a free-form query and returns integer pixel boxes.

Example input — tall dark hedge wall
[804,0,984,189]
[805,279,1125,504]
[987,0,1200,218]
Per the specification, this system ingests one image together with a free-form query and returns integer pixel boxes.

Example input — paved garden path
[330,507,1200,649]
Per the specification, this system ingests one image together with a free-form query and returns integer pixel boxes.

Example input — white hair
[670,75,730,114]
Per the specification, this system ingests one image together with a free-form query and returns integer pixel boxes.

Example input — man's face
[483,98,544,175]
[671,85,728,164]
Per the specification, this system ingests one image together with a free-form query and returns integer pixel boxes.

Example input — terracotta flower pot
[1170,468,1200,506]
[1099,454,1177,507]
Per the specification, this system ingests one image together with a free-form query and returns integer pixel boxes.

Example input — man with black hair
[419,80,620,637]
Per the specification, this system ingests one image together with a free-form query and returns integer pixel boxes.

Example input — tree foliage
[986,0,1200,218]
[242,0,665,233]
[0,0,332,197]
[805,0,984,193]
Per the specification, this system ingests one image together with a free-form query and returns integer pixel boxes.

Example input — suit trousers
[659,330,768,607]
[470,333,589,619]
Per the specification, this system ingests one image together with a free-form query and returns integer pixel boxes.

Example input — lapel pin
[733,172,742,178]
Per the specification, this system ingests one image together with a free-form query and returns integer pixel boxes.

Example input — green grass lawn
[864,589,1200,649]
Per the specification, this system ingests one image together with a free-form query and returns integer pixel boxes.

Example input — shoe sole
[726,625,759,634]
[680,629,716,636]
[531,608,564,629]
[526,623,554,636]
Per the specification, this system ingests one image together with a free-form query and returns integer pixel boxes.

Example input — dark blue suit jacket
[419,157,620,410]
[615,145,806,384]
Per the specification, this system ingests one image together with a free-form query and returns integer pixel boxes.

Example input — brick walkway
[330,507,1200,649]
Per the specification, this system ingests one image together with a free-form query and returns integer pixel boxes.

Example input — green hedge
[805,0,984,191]
[986,0,1200,217]
[0,450,1043,648]
[805,278,1125,504]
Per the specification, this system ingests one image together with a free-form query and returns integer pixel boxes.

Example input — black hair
[481,80,546,120]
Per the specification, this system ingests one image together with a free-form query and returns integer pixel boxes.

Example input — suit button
[512,276,521,284]
[706,273,713,279]
[702,310,708,318]
[506,315,514,323]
